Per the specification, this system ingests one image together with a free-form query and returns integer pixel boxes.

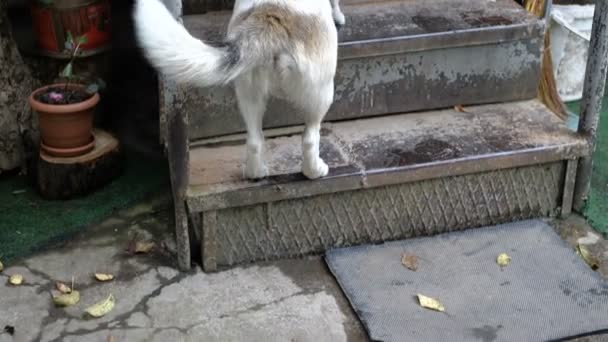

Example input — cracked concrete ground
[1,194,608,342]
[0,194,366,342]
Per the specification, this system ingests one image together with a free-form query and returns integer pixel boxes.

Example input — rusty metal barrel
[30,0,111,58]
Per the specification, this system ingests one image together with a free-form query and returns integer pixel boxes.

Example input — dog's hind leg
[329,0,345,27]
[301,81,334,179]
[235,73,269,179]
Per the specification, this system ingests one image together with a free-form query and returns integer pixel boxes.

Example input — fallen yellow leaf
[53,290,80,307]
[56,282,72,294]
[454,105,468,113]
[497,253,512,268]
[401,253,419,271]
[86,294,115,318]
[417,294,445,312]
[134,241,155,254]
[8,274,23,286]
[0,260,3,273]
[95,273,115,282]
[578,244,600,270]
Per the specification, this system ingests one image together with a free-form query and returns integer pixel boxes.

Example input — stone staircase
[160,0,589,271]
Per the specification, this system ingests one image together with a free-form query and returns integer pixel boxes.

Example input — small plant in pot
[29,32,106,158]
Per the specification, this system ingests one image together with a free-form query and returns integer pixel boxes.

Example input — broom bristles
[540,34,569,120]
[525,0,546,16]
[525,0,569,120]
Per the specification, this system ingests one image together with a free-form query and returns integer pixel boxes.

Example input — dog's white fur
[134,0,343,180]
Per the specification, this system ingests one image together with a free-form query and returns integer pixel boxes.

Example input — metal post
[573,0,608,212]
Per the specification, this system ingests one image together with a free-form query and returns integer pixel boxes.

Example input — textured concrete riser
[199,163,565,271]
[182,40,543,139]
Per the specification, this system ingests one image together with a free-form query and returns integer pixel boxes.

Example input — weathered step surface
[181,0,392,14]
[164,0,545,140]
[186,100,588,271]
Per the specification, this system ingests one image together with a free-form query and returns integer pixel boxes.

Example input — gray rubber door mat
[326,220,608,342]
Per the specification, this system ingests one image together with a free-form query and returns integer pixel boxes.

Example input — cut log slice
[37,129,122,200]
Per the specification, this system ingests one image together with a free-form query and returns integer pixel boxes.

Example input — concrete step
[185,100,588,271]
[163,0,545,140]
[182,0,416,15]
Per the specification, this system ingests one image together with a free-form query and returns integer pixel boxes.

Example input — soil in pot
[30,84,99,158]
[35,86,94,105]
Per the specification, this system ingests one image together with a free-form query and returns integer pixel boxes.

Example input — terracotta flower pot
[30,84,99,158]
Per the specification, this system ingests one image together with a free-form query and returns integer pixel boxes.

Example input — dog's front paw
[333,10,346,29]
[245,160,268,180]
[303,158,329,179]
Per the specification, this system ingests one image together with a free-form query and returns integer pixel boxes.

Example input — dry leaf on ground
[497,253,512,268]
[8,274,23,286]
[95,273,115,282]
[577,244,600,270]
[56,282,72,294]
[134,241,156,254]
[401,253,419,271]
[417,294,445,312]
[108,335,116,342]
[86,294,115,318]
[127,236,156,254]
[0,260,3,273]
[454,105,468,113]
[53,291,80,307]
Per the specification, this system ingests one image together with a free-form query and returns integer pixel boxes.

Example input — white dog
[134,0,345,179]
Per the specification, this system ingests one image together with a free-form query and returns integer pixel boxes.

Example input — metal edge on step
[339,21,545,60]
[186,142,589,213]
[181,12,545,61]
[561,158,578,218]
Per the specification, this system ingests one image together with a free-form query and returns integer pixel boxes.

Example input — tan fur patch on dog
[232,4,327,57]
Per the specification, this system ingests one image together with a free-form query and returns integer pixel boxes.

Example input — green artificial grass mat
[567,96,608,235]
[0,152,168,263]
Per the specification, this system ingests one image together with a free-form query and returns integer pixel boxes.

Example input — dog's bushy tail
[134,0,246,86]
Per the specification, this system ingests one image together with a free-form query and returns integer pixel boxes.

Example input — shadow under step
[186,100,588,271]
[167,0,545,140]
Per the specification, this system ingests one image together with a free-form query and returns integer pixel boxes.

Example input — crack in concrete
[46,270,192,342]
[151,288,330,337]
[51,326,153,340]
[216,289,311,319]
[1,264,55,288]
[35,266,156,333]
[45,274,326,341]
[1,280,39,289]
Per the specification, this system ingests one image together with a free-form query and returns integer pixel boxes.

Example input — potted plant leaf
[29,32,105,158]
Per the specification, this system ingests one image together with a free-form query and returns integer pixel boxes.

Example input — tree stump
[37,129,122,200]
